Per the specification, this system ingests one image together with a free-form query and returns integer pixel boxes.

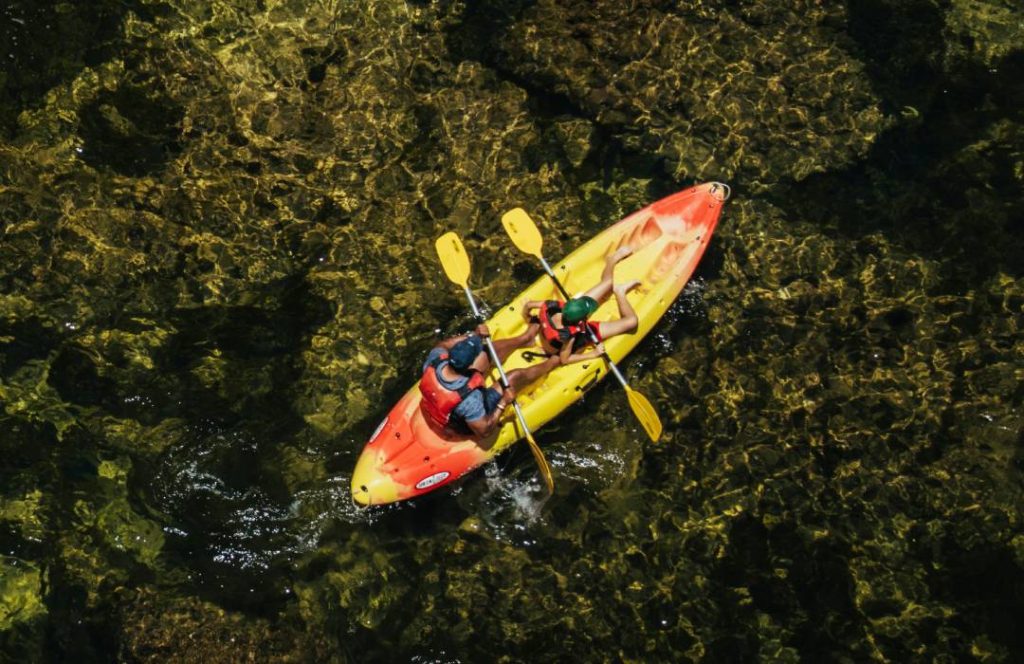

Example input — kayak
[351,182,729,505]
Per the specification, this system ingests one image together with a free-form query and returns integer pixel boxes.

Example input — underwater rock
[94,498,165,568]
[945,0,1024,67]
[65,455,165,571]
[0,489,45,543]
[484,1,888,189]
[293,534,413,635]
[0,0,131,136]
[78,85,185,176]
[0,558,46,630]
[0,358,78,439]
[119,588,326,663]
[552,117,595,168]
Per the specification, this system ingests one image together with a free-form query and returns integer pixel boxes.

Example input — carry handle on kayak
[435,232,555,495]
[710,182,731,202]
[501,208,663,443]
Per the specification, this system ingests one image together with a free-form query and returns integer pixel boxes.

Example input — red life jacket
[419,353,485,427]
[538,300,590,351]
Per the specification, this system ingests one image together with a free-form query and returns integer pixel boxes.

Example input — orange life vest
[419,353,485,428]
[538,300,591,351]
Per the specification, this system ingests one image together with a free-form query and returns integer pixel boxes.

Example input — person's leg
[491,323,541,363]
[590,280,640,339]
[506,354,560,391]
[582,245,633,303]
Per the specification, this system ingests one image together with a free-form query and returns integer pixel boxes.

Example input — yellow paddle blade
[523,431,555,493]
[501,208,544,258]
[435,231,470,287]
[626,386,662,442]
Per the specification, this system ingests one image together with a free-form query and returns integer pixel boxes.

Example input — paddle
[434,231,555,494]
[501,208,663,442]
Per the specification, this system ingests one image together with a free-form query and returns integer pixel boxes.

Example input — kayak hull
[352,182,728,506]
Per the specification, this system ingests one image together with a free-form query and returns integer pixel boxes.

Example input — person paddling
[521,246,641,364]
[420,323,560,439]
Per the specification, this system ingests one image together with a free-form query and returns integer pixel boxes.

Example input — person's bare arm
[562,342,605,365]
[558,336,576,364]
[521,300,544,323]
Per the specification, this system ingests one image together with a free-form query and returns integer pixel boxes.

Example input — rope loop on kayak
[710,182,731,202]
[351,487,371,511]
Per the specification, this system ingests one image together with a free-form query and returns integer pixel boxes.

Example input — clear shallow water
[1,0,1023,661]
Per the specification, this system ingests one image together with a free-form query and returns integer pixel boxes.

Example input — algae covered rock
[0,558,46,631]
[483,1,888,189]
[945,0,1024,67]
[0,489,45,543]
[118,588,328,663]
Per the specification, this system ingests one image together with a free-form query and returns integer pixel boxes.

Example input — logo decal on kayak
[415,471,450,490]
[369,417,388,444]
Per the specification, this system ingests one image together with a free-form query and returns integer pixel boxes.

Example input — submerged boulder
[478,1,889,190]
[0,559,46,631]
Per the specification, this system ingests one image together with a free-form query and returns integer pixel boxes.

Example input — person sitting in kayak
[420,323,560,439]
[520,246,641,364]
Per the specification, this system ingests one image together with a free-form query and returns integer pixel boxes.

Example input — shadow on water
[443,0,536,66]
[443,0,682,207]
[0,418,57,563]
[78,84,185,177]
[925,533,1024,656]
[0,0,155,137]
[48,276,332,422]
[84,276,336,616]
[41,427,129,661]
[844,0,948,112]
[0,317,62,378]
[706,513,861,660]
[136,278,333,610]
[772,3,1024,285]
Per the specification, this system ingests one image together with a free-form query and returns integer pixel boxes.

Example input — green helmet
[562,296,598,324]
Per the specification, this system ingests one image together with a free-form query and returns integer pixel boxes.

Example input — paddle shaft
[535,259,630,390]
[462,285,535,437]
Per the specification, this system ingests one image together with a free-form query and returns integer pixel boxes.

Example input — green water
[1,0,1022,661]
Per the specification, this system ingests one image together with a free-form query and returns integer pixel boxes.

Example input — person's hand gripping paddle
[435,232,555,494]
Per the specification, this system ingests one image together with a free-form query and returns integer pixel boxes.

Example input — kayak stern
[351,446,401,506]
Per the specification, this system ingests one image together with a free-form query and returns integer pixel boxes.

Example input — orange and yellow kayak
[351,182,729,505]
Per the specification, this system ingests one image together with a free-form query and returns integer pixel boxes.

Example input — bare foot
[614,279,642,295]
[608,245,633,264]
